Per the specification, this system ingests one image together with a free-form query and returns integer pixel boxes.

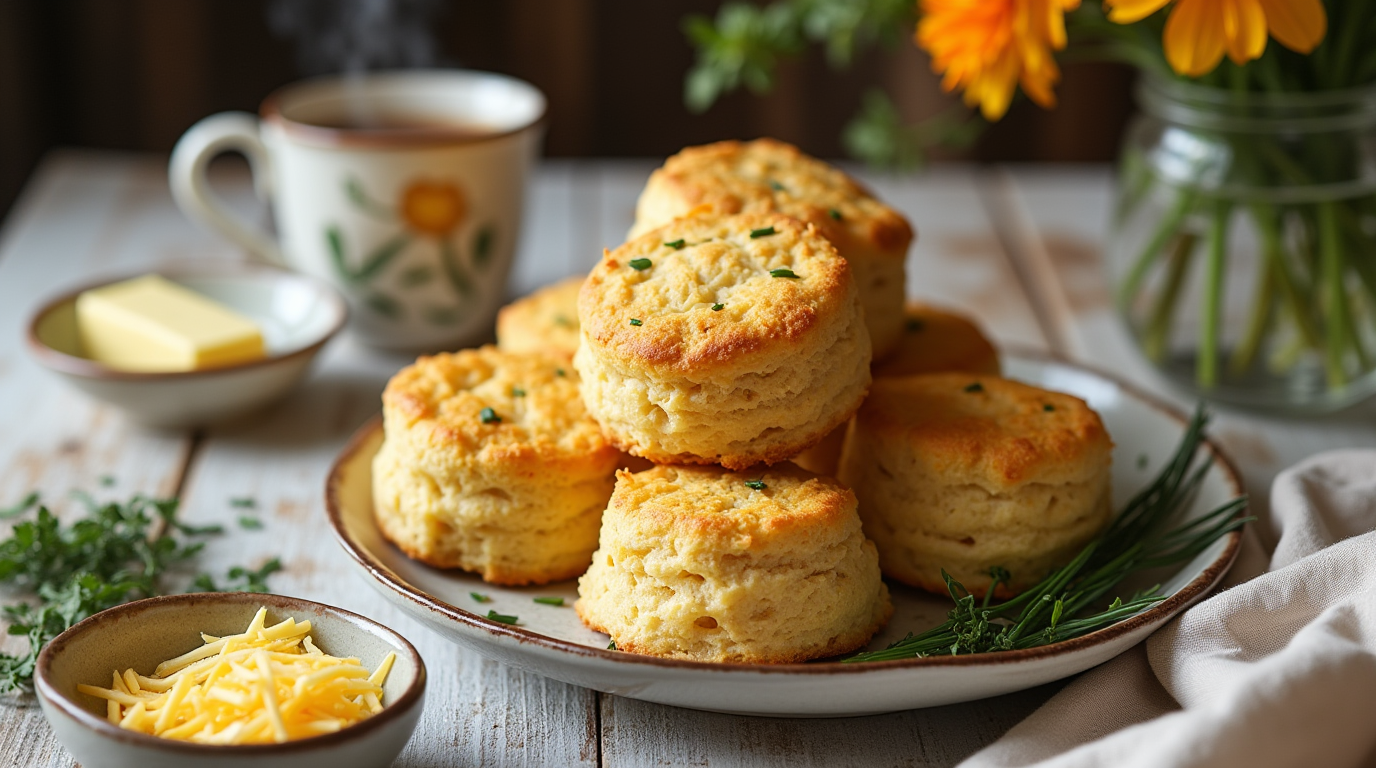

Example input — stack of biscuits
[372,138,1114,664]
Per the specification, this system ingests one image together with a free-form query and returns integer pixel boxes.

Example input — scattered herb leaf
[486,610,519,624]
[190,558,282,595]
[607,640,617,650]
[512,387,526,398]
[769,180,785,191]
[629,258,653,271]
[98,475,116,488]
[664,239,686,250]
[629,318,643,327]
[769,268,799,279]
[471,592,491,603]
[711,303,725,311]
[533,597,565,606]
[964,382,984,393]
[0,493,276,692]
[829,208,843,220]
[480,407,501,424]
[745,480,767,490]
[237,516,264,530]
[1044,404,1056,412]
[750,227,777,238]
[229,497,256,509]
[555,368,566,377]
[0,491,39,520]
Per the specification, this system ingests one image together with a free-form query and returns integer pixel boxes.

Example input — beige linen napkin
[961,450,1376,768]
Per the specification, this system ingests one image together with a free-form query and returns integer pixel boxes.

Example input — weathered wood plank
[991,165,1376,514]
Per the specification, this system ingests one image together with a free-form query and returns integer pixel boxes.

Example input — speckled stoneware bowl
[35,592,425,768]
[26,261,347,428]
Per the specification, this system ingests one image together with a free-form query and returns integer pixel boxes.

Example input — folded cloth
[961,450,1376,768]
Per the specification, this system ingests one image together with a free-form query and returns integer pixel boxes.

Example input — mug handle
[169,112,286,266]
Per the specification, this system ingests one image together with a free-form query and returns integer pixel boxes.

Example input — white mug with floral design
[170,70,546,350]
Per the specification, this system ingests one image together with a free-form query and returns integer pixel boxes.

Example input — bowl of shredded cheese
[35,592,425,768]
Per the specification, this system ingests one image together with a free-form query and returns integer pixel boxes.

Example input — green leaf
[399,265,435,288]
[0,491,38,520]
[365,293,402,319]
[473,225,496,268]
[842,90,984,171]
[355,234,411,283]
[237,516,264,530]
[422,306,461,326]
[326,226,350,281]
[440,239,473,297]
[344,177,395,220]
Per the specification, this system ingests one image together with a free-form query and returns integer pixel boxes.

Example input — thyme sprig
[0,493,279,692]
[847,407,1249,662]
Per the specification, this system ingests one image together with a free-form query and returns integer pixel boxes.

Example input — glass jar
[1107,77,1376,413]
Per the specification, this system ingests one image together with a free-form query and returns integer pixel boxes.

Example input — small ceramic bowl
[36,592,425,768]
[26,262,347,428]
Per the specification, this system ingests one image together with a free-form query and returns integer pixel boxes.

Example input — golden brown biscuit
[496,276,584,359]
[574,212,872,470]
[874,302,1001,379]
[837,373,1113,598]
[629,139,912,358]
[792,302,1002,476]
[373,346,620,585]
[576,464,891,663]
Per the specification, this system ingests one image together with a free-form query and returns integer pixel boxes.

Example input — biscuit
[576,464,891,663]
[629,139,912,358]
[792,303,1001,476]
[496,276,584,359]
[837,374,1113,598]
[873,302,1001,379]
[574,212,872,470]
[373,346,621,585]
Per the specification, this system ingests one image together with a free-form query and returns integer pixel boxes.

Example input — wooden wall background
[0,0,1135,222]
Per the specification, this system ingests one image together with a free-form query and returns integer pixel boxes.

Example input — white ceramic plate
[326,354,1244,717]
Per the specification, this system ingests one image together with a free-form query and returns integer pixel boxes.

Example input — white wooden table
[2,151,1372,767]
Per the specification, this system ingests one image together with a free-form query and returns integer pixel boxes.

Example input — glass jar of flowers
[684,0,1374,413]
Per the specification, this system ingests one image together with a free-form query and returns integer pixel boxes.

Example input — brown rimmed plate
[325,353,1244,717]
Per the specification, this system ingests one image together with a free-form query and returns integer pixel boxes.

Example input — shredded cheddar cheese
[77,607,396,745]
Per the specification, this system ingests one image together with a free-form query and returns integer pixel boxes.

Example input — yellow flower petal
[1164,0,1227,76]
[1104,0,1173,24]
[1255,0,1326,53]
[1223,0,1268,65]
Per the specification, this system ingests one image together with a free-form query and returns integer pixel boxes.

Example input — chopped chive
[237,516,263,530]
[533,597,565,606]
[664,239,686,250]
[486,610,519,624]
[229,497,256,509]
[769,268,799,279]
[555,368,566,377]
[745,479,767,490]
[480,407,501,424]
[512,387,526,397]
[99,475,116,487]
[769,180,785,191]
[607,640,617,650]
[554,314,575,328]
[829,208,843,220]
[1043,403,1055,412]
[629,318,643,327]
[749,227,777,239]
[906,318,925,332]
[711,303,724,311]
[629,258,652,270]
[471,592,491,603]
[964,382,984,393]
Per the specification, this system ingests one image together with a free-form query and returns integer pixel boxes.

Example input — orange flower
[400,180,466,237]
[917,0,1081,121]
[1104,0,1327,77]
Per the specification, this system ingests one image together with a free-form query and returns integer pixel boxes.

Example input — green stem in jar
[1249,203,1323,349]
[1119,187,1197,311]
[1144,232,1197,363]
[1318,203,1351,387]
[1198,200,1231,388]
[1229,253,1275,376]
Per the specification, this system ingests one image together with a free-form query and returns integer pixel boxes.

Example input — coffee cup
[170,70,546,351]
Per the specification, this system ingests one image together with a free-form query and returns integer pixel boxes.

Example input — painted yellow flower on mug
[1105,0,1327,77]
[917,0,1081,121]
[400,180,467,237]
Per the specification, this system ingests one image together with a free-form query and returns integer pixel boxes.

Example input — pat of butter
[76,274,265,372]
